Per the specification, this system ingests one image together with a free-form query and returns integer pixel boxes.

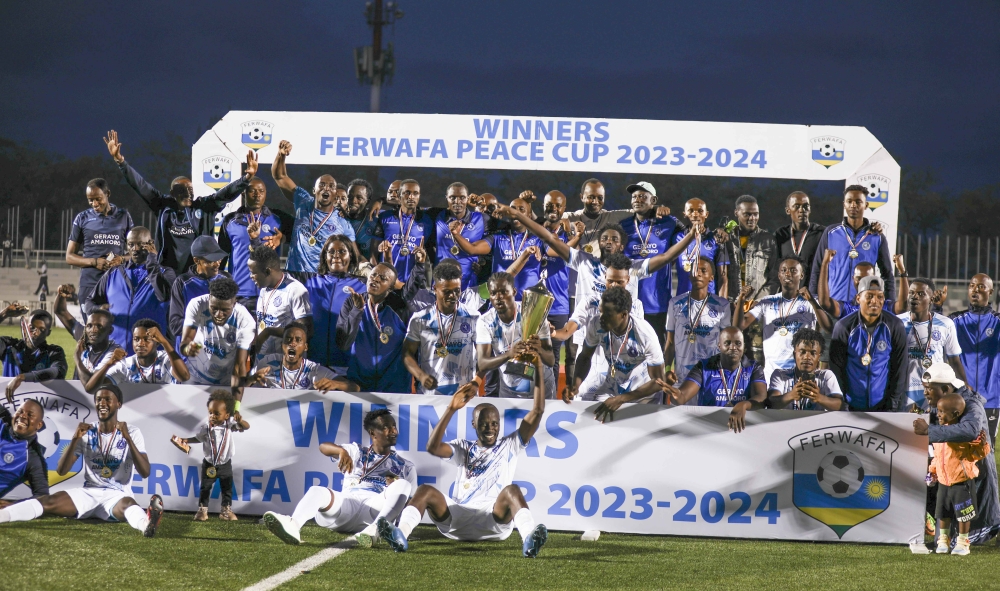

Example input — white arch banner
[192,111,900,250]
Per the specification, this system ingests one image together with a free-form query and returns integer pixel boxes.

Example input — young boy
[928,393,991,555]
[171,390,249,521]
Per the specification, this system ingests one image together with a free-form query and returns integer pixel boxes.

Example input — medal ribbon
[209,422,230,467]
[778,296,801,331]
[912,319,934,361]
[308,208,337,244]
[396,210,417,256]
[258,274,284,328]
[634,217,654,253]
[136,356,156,383]
[687,296,709,337]
[607,318,633,375]
[435,307,458,352]
[789,225,808,256]
[685,228,702,269]
[360,447,394,482]
[498,309,520,354]
[841,223,871,255]
[365,295,383,334]
[280,360,306,389]
[99,424,121,474]
[719,364,745,405]
[509,230,529,259]
[859,320,884,362]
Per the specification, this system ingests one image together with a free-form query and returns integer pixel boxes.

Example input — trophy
[505,282,555,380]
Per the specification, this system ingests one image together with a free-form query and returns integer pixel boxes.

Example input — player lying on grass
[263,408,416,547]
[377,356,549,558]
[0,383,163,537]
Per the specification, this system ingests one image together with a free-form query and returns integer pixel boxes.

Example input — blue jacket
[949,307,1000,408]
[218,206,295,298]
[306,273,367,369]
[336,296,410,393]
[809,218,895,302]
[90,257,176,355]
[829,310,908,411]
[0,406,49,499]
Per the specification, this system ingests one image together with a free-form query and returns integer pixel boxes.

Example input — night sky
[2,1,997,189]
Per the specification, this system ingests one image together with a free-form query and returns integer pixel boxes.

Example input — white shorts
[66,487,131,521]
[578,367,653,402]
[432,497,513,542]
[314,489,384,534]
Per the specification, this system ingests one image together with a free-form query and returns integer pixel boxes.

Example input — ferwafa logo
[241,120,274,150]
[856,173,891,211]
[7,391,92,486]
[811,136,845,168]
[202,156,233,190]
[788,426,897,538]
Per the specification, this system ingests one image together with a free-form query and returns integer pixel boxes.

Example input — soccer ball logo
[819,144,836,157]
[816,450,865,498]
[249,127,264,141]
[209,164,225,180]
[866,183,881,200]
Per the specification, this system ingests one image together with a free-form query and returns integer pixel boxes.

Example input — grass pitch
[1,513,999,591]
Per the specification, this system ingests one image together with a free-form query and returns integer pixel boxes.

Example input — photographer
[768,328,843,411]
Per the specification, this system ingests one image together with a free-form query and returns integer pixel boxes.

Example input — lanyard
[607,319,633,375]
[841,223,870,253]
[435,308,458,351]
[911,319,934,360]
[634,217,654,251]
[779,296,801,326]
[397,211,416,250]
[497,309,520,354]
[366,295,383,333]
[259,274,284,325]
[361,447,394,481]
[309,208,336,243]
[688,296,709,331]
[719,364,745,405]
[789,225,808,256]
[509,230,529,259]
[280,361,306,389]
[136,356,156,383]
[99,424,121,471]
[209,422,230,466]
[859,320,884,361]
[684,229,703,267]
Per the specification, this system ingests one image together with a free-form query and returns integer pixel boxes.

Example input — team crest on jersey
[797,303,808,314]
[932,329,942,341]
[202,156,233,190]
[862,241,871,251]
[855,173,891,211]
[876,340,888,352]
[273,296,283,307]
[194,210,203,219]
[241,120,274,150]
[627,344,639,357]
[461,322,471,333]
[987,328,995,337]
[7,390,92,486]
[342,286,353,294]
[2,452,13,464]
[384,326,394,336]
[788,427,896,538]
[811,136,845,168]
[226,331,236,344]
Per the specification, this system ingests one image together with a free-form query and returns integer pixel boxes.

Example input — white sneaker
[263,512,301,545]
[951,541,971,556]
[935,541,951,554]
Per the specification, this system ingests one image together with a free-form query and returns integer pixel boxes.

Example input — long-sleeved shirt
[829,310,908,411]
[218,206,295,298]
[809,218,895,302]
[722,226,779,301]
[0,406,48,499]
[117,160,250,272]
[89,257,176,355]
[0,337,67,381]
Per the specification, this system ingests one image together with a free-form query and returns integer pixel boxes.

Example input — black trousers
[644,311,668,349]
[199,459,234,507]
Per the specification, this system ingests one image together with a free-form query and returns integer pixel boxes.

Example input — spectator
[34,260,48,296]
[169,236,230,348]
[0,232,10,267]
[306,236,366,374]
[22,234,32,269]
[0,306,67,400]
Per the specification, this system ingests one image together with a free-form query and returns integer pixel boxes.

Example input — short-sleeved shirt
[540,229,570,315]
[253,354,337,389]
[562,209,633,251]
[897,313,962,407]
[476,303,551,394]
[183,295,256,385]
[486,231,546,299]
[405,306,479,396]
[374,209,435,283]
[567,247,647,345]
[622,214,681,313]
[69,204,133,293]
[105,351,177,385]
[578,314,663,401]
[75,422,145,492]
[256,273,312,360]
[338,442,417,495]
[446,432,527,505]
[195,417,239,465]
[750,294,818,384]
[673,229,727,295]
[684,355,766,407]
[767,367,843,411]
[569,295,645,347]
[286,186,357,273]
[435,209,485,291]
[665,292,732,384]
[77,341,122,376]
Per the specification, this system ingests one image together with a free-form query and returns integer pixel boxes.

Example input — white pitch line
[242,538,356,591]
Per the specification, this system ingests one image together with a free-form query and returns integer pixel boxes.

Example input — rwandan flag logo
[856,173,892,211]
[241,120,274,150]
[788,427,898,538]
[202,156,233,190]
[810,136,846,168]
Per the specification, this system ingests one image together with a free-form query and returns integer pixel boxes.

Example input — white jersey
[749,294,817,384]
[579,314,664,401]
[105,350,177,385]
[79,341,122,374]
[195,417,240,465]
[567,248,646,309]
[897,312,962,407]
[405,305,479,396]
[256,274,312,360]
[665,292,732,385]
[475,303,551,395]
[253,354,337,389]
[767,367,843,411]
[74,422,145,492]
[183,295,256,385]
[447,432,527,505]
[338,442,417,495]
[569,294,644,346]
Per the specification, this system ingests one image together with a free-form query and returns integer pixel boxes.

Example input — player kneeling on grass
[0,383,163,537]
[263,408,416,547]
[171,390,249,521]
[377,359,549,558]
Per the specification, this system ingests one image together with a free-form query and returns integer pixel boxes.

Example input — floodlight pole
[370,0,383,112]
[355,0,402,113]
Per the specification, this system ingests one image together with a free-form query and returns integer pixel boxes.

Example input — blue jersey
[286,187,356,273]
[810,219,895,303]
[541,229,570,315]
[0,337,67,380]
[345,300,410,393]
[684,355,766,407]
[347,215,379,260]
[0,410,48,499]
[306,273,367,369]
[949,308,1000,407]
[219,206,292,297]
[374,209,435,283]
[829,311,908,411]
[673,229,726,296]
[435,209,484,291]
[90,261,175,356]
[69,204,133,298]
[488,231,545,299]
[622,215,680,313]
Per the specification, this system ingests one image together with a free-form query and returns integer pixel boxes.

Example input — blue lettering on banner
[288,401,345,447]
[242,469,264,502]
[418,405,458,452]
[543,411,579,459]
[174,465,199,497]
[263,471,290,502]
[148,464,171,496]
[304,471,328,489]
[397,405,410,451]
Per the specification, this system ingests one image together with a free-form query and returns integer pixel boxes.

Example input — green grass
[1,513,999,591]
[0,322,79,377]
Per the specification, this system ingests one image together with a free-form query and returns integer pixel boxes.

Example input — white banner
[3,381,926,543]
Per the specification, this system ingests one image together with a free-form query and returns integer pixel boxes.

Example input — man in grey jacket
[914,362,1000,544]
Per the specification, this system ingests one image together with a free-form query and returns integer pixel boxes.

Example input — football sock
[513,508,536,542]
[361,479,413,537]
[397,506,422,539]
[292,486,334,528]
[124,504,149,532]
[0,499,43,523]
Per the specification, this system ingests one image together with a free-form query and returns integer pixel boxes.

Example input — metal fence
[896,234,1000,288]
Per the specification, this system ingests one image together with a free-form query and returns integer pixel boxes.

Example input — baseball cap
[626,181,656,197]
[191,236,228,262]
[857,275,884,293]
[922,362,965,389]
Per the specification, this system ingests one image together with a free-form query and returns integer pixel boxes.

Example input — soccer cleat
[522,524,548,558]
[263,511,301,545]
[144,494,164,538]
[354,532,374,548]
[952,541,971,556]
[193,507,208,521]
[219,506,239,521]
[935,540,951,554]
[376,517,408,553]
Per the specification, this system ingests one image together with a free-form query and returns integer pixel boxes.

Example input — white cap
[921,362,965,389]
[626,181,656,197]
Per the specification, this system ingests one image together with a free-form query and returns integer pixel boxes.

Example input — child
[928,393,990,555]
[171,390,249,521]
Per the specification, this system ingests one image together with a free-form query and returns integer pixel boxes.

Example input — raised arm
[817,249,841,318]
[427,384,480,459]
[149,325,189,383]
[517,356,547,442]
[800,287,832,332]
[505,245,539,277]
[57,422,91,476]
[53,285,82,338]
[499,205,571,261]
[733,284,758,331]
[892,254,908,314]
[645,223,699,274]
[105,130,171,210]
[271,140,298,199]
[84,348,127,392]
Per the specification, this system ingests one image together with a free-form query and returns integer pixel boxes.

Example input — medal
[912,320,935,370]
[308,236,317,247]
[683,228,703,275]
[307,207,337,248]
[399,247,410,257]
[463,481,471,490]
[583,244,594,253]
[777,296,801,339]
[687,295,710,346]
[380,331,390,344]
[509,230,529,261]
[257,276,284,335]
[101,467,113,478]
[607,318,632,382]
[366,295,391,345]
[778,326,789,337]
[206,466,217,479]
[98,426,121,480]
[857,318,883,368]
[687,332,696,343]
[450,245,460,256]
[640,249,649,258]
[719,364,745,406]
[207,422,229,478]
[789,225,808,257]
[435,344,449,358]
[434,306,458,360]
[633,217,654,261]
[922,357,933,368]
[280,359,306,390]
[841,222,870,263]
[609,367,616,378]
[683,261,692,272]
[848,249,859,259]
[393,210,417,264]
[258,320,267,332]
[861,354,872,366]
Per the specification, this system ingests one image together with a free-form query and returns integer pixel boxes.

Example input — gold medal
[100,466,113,478]
[380,331,390,344]
[861,353,872,366]
[687,332,696,344]
[778,326,789,337]
[463,481,471,490]
[922,357,933,369]
[609,367,616,379]
[258,320,267,332]
[435,344,449,358]
[640,249,649,258]
[206,466,217,479]
[399,247,410,257]
[308,236,317,247]
[683,261,692,272]
[583,244,594,254]
[848,249,859,259]
[450,245,460,256]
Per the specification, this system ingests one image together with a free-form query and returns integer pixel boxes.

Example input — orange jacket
[931,431,991,487]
